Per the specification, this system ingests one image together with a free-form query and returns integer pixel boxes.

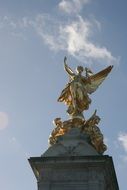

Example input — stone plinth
[29,129,119,190]
[43,128,99,157]
[29,128,119,190]
[29,155,119,190]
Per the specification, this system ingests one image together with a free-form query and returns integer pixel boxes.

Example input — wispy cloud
[58,0,90,14]
[0,112,9,130]
[104,136,109,146]
[118,132,127,152]
[0,13,118,65]
[31,14,117,64]
[118,132,127,161]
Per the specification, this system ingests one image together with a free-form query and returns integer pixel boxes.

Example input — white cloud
[104,136,109,146]
[59,0,90,14]
[31,14,117,64]
[0,16,17,29]
[0,112,9,130]
[118,132,127,152]
[0,14,118,65]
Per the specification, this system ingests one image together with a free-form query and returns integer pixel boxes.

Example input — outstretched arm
[64,57,75,76]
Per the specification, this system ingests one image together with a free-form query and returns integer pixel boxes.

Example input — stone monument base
[29,155,119,190]
[29,129,119,190]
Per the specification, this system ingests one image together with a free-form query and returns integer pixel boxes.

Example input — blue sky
[0,0,127,189]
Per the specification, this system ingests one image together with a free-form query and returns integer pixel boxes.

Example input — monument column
[29,57,119,190]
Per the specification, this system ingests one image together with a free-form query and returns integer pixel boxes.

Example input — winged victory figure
[58,57,113,118]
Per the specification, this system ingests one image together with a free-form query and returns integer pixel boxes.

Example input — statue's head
[94,116,100,125]
[85,67,93,75]
[53,118,62,126]
[76,66,84,74]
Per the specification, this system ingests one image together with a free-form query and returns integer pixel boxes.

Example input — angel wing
[86,65,113,94]
[64,57,75,77]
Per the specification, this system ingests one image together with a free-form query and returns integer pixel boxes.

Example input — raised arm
[64,57,75,76]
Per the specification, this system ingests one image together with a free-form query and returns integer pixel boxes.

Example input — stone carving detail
[49,110,106,154]
[82,110,107,154]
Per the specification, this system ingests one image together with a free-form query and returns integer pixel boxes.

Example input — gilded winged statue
[58,57,113,117]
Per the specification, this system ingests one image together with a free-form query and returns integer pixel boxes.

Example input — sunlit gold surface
[83,110,107,154]
[58,57,113,117]
[49,57,113,154]
[49,110,107,154]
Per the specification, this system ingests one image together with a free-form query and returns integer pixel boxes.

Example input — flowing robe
[58,74,91,115]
